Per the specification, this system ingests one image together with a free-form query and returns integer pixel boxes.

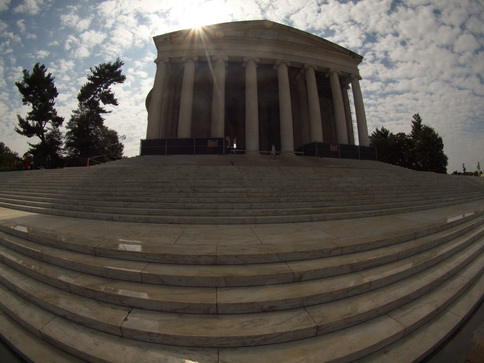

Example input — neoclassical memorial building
[143,20,371,157]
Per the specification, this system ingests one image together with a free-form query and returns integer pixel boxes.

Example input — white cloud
[0,20,7,33]
[104,26,134,58]
[30,49,49,58]
[440,1,472,27]
[2,31,22,44]
[13,0,46,15]
[453,32,480,53]
[76,17,92,32]
[60,10,92,32]
[80,30,106,48]
[0,0,11,12]
[16,19,26,32]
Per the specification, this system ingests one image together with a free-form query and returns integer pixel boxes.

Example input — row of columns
[147,56,369,151]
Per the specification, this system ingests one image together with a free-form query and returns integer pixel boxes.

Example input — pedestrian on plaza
[271,144,276,159]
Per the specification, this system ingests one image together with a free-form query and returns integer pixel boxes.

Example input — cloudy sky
[0,0,482,173]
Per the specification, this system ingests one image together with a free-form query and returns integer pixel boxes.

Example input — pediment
[156,21,361,61]
[217,21,356,56]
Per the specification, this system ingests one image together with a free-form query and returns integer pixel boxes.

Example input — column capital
[351,73,362,81]
[328,68,342,76]
[243,57,260,67]
[154,57,169,65]
[275,60,291,68]
[304,64,317,71]
[182,56,199,63]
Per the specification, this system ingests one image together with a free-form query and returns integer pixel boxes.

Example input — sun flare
[176,0,232,30]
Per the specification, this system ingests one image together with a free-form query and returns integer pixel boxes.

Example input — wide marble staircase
[0,154,482,362]
[0,155,483,224]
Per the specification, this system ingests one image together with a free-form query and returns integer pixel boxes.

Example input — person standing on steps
[46,154,52,169]
[271,144,276,159]
[225,136,231,154]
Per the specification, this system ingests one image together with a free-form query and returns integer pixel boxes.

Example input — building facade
[145,20,369,154]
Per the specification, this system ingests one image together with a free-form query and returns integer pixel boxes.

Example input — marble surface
[121,308,317,347]
[0,311,83,363]
[1,201,482,266]
[0,199,482,362]
[358,272,484,363]
[219,315,406,363]
[41,315,219,363]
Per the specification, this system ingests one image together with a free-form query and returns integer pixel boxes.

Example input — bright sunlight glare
[175,0,232,30]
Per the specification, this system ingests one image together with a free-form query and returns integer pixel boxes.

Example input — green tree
[370,114,448,174]
[15,63,64,167]
[65,59,126,165]
[369,127,413,169]
[410,114,448,173]
[0,142,23,171]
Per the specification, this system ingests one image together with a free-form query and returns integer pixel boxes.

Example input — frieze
[246,29,284,41]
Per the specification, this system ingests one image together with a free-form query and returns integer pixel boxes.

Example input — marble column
[351,75,369,146]
[244,57,259,152]
[296,73,310,146]
[146,58,169,139]
[342,83,355,145]
[329,69,348,144]
[304,65,323,142]
[211,55,228,138]
[178,56,198,138]
[276,60,294,153]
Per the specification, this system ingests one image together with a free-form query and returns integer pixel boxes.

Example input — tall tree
[65,59,126,164]
[370,114,448,174]
[370,127,413,169]
[410,114,448,173]
[15,63,64,167]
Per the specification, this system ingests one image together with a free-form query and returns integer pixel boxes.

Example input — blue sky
[0,0,482,173]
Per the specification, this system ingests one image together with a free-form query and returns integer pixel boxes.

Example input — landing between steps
[0,201,482,258]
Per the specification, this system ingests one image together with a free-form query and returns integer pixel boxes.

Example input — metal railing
[86,153,119,166]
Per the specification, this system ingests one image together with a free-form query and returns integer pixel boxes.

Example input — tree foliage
[369,128,413,168]
[0,142,23,171]
[410,114,448,173]
[370,114,448,173]
[15,63,64,166]
[65,59,126,164]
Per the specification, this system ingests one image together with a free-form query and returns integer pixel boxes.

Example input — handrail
[86,153,119,166]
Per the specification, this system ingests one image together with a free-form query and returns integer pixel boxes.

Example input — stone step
[0,308,84,363]
[357,266,484,363]
[0,198,479,225]
[0,193,474,216]
[1,209,481,265]
[0,284,218,362]
[0,156,482,361]
[2,169,479,226]
[0,187,479,219]
[217,259,484,362]
[0,183,477,203]
[0,215,481,288]
[216,236,483,314]
[0,225,481,316]
[87,251,484,347]
[0,161,474,181]
[1,181,473,200]
[0,256,484,362]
